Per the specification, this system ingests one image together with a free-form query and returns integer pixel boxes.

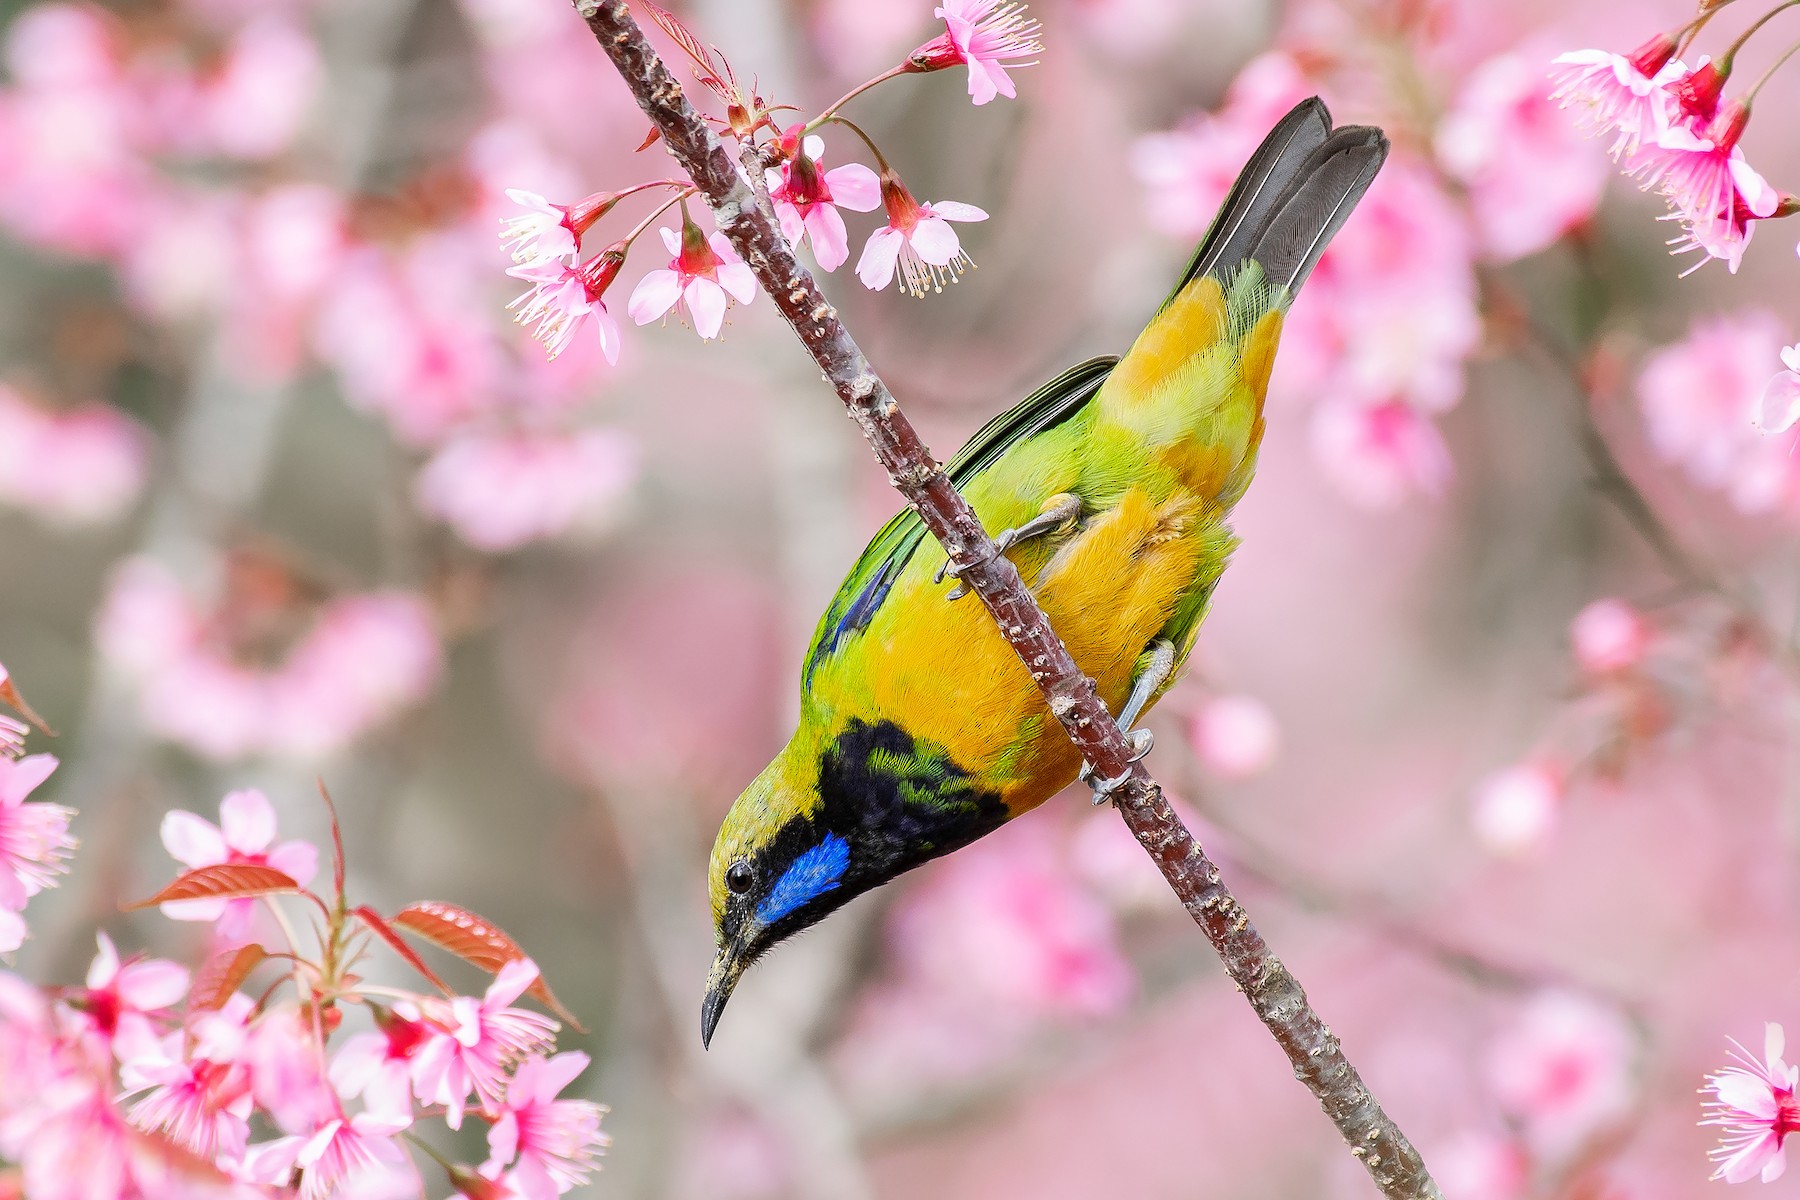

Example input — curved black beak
[701,948,745,1049]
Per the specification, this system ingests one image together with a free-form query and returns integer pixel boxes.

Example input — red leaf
[640,1,730,95]
[392,901,581,1029]
[353,906,452,995]
[189,943,266,1012]
[635,124,663,153]
[317,779,346,902]
[124,864,303,911]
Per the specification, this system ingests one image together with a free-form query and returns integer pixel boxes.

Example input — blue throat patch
[756,834,851,924]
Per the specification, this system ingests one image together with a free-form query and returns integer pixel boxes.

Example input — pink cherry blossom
[245,1007,337,1135]
[330,1004,431,1117]
[482,1050,609,1200]
[0,752,75,952]
[1431,1130,1529,1200]
[766,135,880,272]
[1486,990,1634,1157]
[628,221,756,340]
[0,386,147,527]
[856,173,987,296]
[911,0,1044,106]
[1704,1022,1800,1183]
[80,932,189,1044]
[412,958,558,1130]
[500,188,580,267]
[1756,343,1800,435]
[245,1095,414,1200]
[1436,50,1608,261]
[890,824,1131,1021]
[1308,397,1454,509]
[1549,35,1684,158]
[1633,104,1778,275]
[1188,694,1279,779]
[313,241,506,446]
[159,789,319,937]
[1570,599,1649,675]
[507,245,626,362]
[1638,311,1799,514]
[115,996,255,1160]
[1471,761,1562,856]
[414,426,638,552]
[197,17,320,160]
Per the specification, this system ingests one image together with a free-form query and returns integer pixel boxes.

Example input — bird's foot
[1081,728,1154,806]
[936,494,1082,601]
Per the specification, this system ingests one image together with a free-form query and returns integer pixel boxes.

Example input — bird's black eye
[726,861,754,895]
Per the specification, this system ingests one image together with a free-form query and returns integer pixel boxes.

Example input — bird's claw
[1081,729,1153,805]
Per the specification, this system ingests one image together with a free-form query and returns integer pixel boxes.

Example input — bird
[702,98,1388,1048]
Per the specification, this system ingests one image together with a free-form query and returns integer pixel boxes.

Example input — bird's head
[703,746,865,1049]
[701,717,1010,1047]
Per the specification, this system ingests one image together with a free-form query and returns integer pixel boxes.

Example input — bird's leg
[937,493,1083,600]
[1083,639,1177,805]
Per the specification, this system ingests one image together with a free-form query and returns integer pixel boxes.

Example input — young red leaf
[354,905,453,995]
[640,1,730,95]
[392,901,581,1028]
[317,779,347,903]
[124,864,303,911]
[189,943,266,1012]
[635,124,664,153]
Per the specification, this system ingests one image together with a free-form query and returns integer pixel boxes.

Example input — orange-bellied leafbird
[702,99,1388,1046]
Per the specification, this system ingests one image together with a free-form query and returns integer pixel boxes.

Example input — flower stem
[621,187,696,247]
[805,64,909,131]
[823,115,892,173]
[1720,0,1800,70]
[1746,34,1800,98]
[1680,0,1742,55]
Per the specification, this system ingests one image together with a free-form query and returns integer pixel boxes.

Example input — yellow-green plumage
[701,99,1388,1048]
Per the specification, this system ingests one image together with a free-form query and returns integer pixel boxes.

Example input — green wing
[803,356,1118,686]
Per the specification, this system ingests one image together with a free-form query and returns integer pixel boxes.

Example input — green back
[803,356,1117,685]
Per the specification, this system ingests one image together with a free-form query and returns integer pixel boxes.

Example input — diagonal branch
[572,3,1442,1196]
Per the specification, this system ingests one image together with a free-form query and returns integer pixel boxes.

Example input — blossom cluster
[93,556,443,763]
[0,0,640,553]
[497,0,1034,362]
[0,664,74,956]
[0,696,608,1200]
[1552,14,1799,276]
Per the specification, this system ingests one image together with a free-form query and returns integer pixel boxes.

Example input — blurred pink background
[4,0,1800,1195]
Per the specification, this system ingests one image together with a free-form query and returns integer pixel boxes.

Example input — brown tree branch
[572,3,1441,1195]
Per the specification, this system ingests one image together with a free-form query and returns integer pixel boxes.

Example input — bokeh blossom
[1486,991,1634,1159]
[1638,311,1800,516]
[0,386,147,527]
[414,426,638,552]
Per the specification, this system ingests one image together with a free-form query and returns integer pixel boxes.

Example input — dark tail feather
[1162,99,1389,309]
[1162,97,1331,309]
[1247,125,1388,296]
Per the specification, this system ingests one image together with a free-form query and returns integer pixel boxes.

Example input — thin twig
[572,3,1441,1196]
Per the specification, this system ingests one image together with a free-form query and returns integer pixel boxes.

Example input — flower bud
[905,31,962,73]
[1669,60,1726,124]
[1626,32,1679,79]
[1708,98,1751,151]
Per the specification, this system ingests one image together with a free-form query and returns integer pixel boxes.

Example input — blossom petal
[857,228,903,290]
[268,839,320,887]
[806,205,850,272]
[685,279,728,339]
[118,959,191,1011]
[160,810,227,868]
[658,226,681,256]
[715,261,758,304]
[628,270,683,325]
[219,789,277,854]
[774,201,805,249]
[926,201,989,223]
[487,957,541,1008]
[909,217,962,266]
[825,163,881,212]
